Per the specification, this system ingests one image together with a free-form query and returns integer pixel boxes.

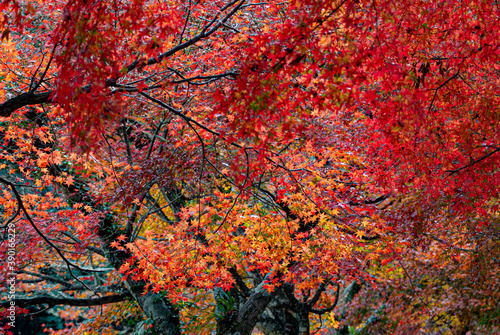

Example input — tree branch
[0,91,52,117]
[0,293,130,308]
[445,147,500,175]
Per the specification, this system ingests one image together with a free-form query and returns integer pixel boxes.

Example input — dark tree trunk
[99,214,181,335]
[127,288,181,335]
[298,311,310,335]
[217,280,278,335]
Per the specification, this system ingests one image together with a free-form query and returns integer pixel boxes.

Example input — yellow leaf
[355,230,366,239]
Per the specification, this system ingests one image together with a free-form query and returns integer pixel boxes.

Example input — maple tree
[1,0,500,334]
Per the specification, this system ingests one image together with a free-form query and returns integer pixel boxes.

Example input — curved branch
[0,293,130,308]
[0,0,246,117]
[307,282,327,309]
[311,282,340,315]
[0,91,52,117]
[445,147,500,175]
[0,177,110,274]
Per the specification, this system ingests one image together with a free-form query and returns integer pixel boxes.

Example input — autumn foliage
[1,0,500,334]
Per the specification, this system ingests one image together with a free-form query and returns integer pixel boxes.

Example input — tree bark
[298,310,310,335]
[98,214,181,335]
[126,287,181,335]
[0,91,52,117]
[217,280,278,335]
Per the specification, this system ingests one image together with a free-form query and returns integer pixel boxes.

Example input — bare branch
[0,293,131,308]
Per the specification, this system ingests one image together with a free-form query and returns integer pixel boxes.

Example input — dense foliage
[1,0,499,334]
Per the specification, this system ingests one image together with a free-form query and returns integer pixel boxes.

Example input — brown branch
[0,293,130,308]
[310,282,340,315]
[0,91,52,117]
[0,177,110,274]
[0,0,245,117]
[445,147,500,175]
[307,282,327,309]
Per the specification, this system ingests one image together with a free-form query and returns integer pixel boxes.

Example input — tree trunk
[298,311,310,335]
[128,288,181,335]
[217,280,278,335]
[99,214,181,335]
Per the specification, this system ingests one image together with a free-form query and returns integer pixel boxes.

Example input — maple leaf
[64,175,74,186]
[1,0,499,334]
[116,234,127,242]
[355,230,366,239]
